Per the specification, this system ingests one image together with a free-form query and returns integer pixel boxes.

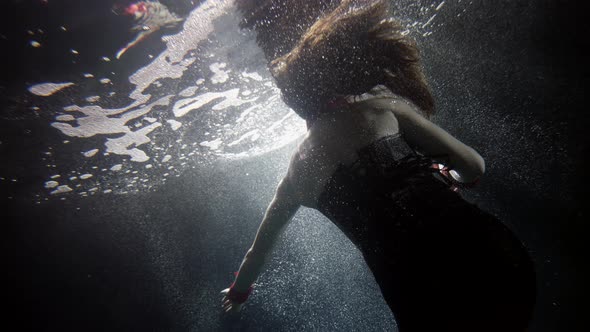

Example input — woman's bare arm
[383,100,485,183]
[230,177,300,293]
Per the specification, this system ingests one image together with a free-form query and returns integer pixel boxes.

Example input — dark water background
[2,0,588,331]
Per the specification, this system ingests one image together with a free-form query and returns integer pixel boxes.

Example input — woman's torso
[284,95,536,330]
[286,96,412,208]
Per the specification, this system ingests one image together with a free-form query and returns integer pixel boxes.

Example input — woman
[221,1,536,331]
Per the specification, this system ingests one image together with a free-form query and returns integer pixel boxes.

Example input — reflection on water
[27,1,304,198]
[25,0,455,200]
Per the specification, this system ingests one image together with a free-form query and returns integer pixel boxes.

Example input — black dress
[317,134,536,332]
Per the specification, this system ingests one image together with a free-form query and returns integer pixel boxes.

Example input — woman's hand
[220,288,243,313]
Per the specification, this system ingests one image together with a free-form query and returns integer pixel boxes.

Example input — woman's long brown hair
[236,0,435,119]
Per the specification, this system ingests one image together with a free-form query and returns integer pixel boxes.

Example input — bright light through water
[30,0,307,198]
[27,0,455,200]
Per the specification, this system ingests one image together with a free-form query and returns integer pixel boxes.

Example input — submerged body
[223,93,536,330]
[222,1,536,330]
[317,131,535,331]
[317,97,534,331]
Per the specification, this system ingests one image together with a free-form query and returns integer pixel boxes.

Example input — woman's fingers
[222,299,236,312]
[220,288,229,302]
[222,301,242,313]
[224,302,236,312]
[220,288,243,314]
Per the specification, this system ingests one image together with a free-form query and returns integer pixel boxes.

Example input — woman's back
[286,96,405,208]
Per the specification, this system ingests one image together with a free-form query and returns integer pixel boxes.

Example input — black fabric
[317,135,536,332]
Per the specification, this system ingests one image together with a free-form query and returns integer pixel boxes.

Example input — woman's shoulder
[285,96,408,208]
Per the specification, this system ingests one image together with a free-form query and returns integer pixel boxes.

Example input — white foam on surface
[179,86,198,97]
[29,82,74,96]
[45,181,59,189]
[50,185,73,195]
[33,0,323,197]
[173,88,255,117]
[210,62,230,84]
[83,149,99,158]
[167,119,182,130]
[241,71,263,81]
[200,138,223,150]
[56,115,75,121]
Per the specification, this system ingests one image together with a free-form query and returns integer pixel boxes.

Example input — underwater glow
[30,0,308,198]
[26,0,467,200]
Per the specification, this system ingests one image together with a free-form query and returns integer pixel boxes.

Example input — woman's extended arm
[221,176,300,312]
[385,101,486,183]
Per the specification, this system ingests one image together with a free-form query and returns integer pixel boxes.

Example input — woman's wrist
[227,282,253,304]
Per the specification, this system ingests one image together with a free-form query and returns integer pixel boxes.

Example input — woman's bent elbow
[453,152,485,183]
[473,153,485,178]
[462,153,485,183]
